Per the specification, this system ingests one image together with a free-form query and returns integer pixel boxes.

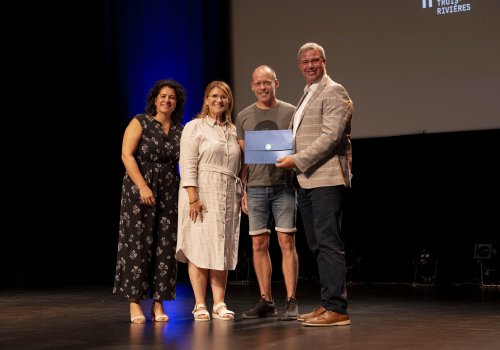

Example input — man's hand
[276,155,296,170]
[241,190,248,215]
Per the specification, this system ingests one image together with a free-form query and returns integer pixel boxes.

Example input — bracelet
[138,184,147,190]
[189,198,199,204]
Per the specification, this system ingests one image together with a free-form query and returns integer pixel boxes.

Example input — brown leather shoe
[302,310,350,327]
[297,305,326,322]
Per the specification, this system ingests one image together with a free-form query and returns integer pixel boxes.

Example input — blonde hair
[195,80,234,125]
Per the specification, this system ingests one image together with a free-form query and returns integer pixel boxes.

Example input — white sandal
[130,299,146,323]
[212,302,235,321]
[192,303,210,321]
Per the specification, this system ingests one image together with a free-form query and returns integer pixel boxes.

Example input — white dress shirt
[293,83,318,138]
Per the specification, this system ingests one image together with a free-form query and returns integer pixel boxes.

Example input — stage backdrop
[231,0,500,139]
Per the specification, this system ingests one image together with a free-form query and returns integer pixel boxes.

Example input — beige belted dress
[176,116,242,270]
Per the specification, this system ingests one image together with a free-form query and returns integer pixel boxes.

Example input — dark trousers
[297,185,348,314]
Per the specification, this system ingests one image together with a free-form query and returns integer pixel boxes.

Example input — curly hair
[144,79,187,124]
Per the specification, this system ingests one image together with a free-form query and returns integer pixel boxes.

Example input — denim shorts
[246,185,296,235]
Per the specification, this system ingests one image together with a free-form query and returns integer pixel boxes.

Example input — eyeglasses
[300,57,323,66]
[209,94,228,101]
[252,80,274,88]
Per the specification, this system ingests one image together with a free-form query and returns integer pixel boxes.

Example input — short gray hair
[297,42,326,63]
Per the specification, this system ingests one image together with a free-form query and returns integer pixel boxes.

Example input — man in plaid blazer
[276,42,353,327]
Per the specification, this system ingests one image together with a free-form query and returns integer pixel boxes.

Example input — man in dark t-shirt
[235,65,299,321]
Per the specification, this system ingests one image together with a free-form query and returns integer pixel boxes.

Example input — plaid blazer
[291,74,353,189]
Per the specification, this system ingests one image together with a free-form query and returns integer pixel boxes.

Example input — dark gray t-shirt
[235,100,295,187]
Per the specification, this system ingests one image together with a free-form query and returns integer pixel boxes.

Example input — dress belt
[198,164,242,196]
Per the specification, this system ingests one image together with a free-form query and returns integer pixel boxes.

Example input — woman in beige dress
[176,81,242,321]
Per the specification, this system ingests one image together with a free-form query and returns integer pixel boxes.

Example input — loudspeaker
[474,243,492,259]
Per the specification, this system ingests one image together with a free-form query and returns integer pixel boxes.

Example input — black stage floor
[1,281,500,350]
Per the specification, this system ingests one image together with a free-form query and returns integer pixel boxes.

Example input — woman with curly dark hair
[113,79,186,323]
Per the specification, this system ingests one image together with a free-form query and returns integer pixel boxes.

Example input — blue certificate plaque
[244,129,293,164]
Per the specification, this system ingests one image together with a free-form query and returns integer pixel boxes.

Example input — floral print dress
[113,113,183,300]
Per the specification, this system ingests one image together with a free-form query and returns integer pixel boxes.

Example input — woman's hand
[189,200,207,223]
[139,186,156,206]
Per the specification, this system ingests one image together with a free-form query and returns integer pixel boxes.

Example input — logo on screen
[420,0,472,15]
[422,0,433,8]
